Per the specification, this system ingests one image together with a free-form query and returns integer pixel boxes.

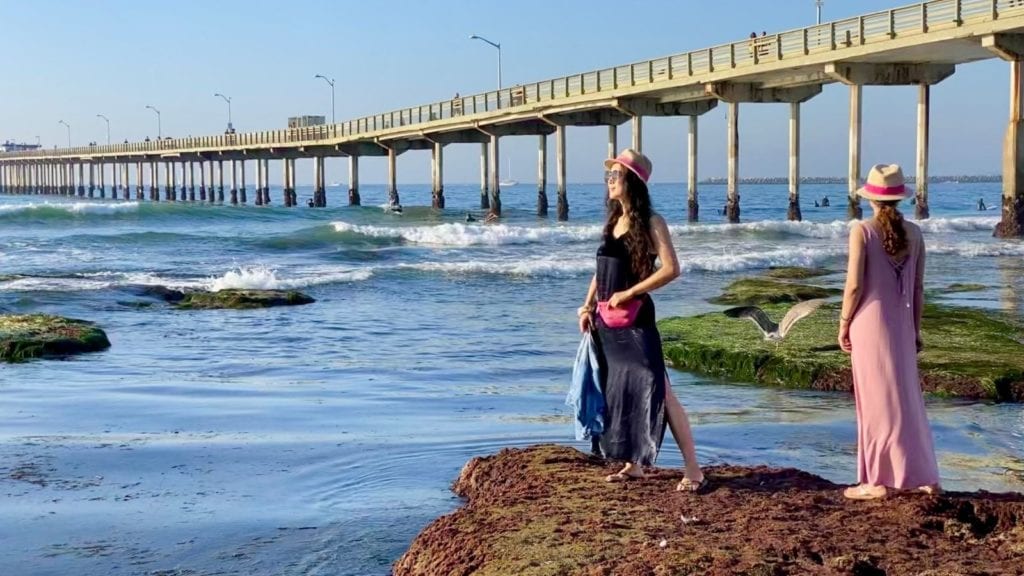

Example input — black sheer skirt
[594,233,666,466]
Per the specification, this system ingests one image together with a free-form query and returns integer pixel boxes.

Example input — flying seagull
[723,298,828,342]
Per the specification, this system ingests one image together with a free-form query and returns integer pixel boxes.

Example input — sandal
[676,476,710,493]
[843,484,887,500]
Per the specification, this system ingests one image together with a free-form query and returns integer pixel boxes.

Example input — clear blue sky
[0,0,1008,184]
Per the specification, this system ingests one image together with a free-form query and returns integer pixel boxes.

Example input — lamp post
[96,114,110,145]
[816,0,824,24]
[214,93,234,133]
[469,34,502,89]
[58,120,71,147]
[314,74,335,124]
[145,105,162,139]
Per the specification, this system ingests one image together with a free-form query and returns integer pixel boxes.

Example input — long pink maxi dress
[848,222,940,489]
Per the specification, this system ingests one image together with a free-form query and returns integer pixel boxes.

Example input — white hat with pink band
[856,164,914,202]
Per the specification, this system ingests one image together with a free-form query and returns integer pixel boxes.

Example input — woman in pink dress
[838,164,941,500]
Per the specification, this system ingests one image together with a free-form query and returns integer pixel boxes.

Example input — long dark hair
[603,169,655,280]
[875,200,908,256]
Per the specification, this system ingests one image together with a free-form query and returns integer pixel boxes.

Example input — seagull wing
[778,298,828,338]
[724,306,778,338]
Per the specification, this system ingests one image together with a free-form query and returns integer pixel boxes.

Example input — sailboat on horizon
[499,157,518,187]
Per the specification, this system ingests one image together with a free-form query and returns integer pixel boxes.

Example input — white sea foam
[394,257,593,277]
[680,245,847,273]
[0,266,372,293]
[914,216,1000,233]
[669,219,852,240]
[929,242,1024,258]
[332,221,602,246]
[206,265,372,291]
[0,201,140,215]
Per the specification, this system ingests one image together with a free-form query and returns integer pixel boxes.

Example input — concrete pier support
[999,59,1024,237]
[122,163,130,200]
[96,163,104,198]
[431,143,445,209]
[387,148,400,209]
[254,159,263,206]
[199,161,208,201]
[87,163,95,198]
[262,159,271,205]
[631,116,643,152]
[915,85,931,219]
[217,160,225,203]
[149,162,158,201]
[348,156,360,205]
[479,143,489,209]
[239,160,247,204]
[179,163,187,202]
[608,125,618,160]
[77,163,85,197]
[187,162,196,202]
[135,162,143,200]
[848,85,863,220]
[313,157,325,207]
[284,158,297,207]
[688,116,699,222]
[168,161,177,201]
[110,163,117,200]
[488,134,501,216]
[788,102,803,222]
[981,35,1024,237]
[537,134,548,217]
[556,125,568,221]
[725,102,740,223]
[229,160,238,205]
[281,159,288,206]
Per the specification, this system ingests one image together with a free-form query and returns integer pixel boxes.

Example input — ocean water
[0,182,1022,576]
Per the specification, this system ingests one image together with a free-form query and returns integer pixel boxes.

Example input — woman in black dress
[577,149,706,491]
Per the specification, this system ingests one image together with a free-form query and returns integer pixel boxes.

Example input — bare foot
[918,484,942,495]
[606,464,644,483]
[843,484,887,500]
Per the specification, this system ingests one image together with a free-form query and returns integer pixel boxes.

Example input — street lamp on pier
[145,105,162,139]
[58,120,71,148]
[96,114,110,145]
[469,34,502,90]
[214,93,234,134]
[314,74,335,124]
[816,0,824,24]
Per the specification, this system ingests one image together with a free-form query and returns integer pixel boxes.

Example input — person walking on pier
[577,148,706,492]
[838,164,941,500]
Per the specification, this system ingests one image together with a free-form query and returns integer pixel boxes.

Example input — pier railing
[2,0,1018,161]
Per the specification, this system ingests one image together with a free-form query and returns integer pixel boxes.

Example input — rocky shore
[659,274,1024,401]
[0,314,110,362]
[395,445,1024,576]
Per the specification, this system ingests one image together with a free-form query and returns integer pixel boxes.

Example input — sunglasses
[604,170,624,183]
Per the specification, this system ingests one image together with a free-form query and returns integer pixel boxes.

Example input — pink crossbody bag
[596,299,643,328]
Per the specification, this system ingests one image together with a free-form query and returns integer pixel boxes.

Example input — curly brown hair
[603,170,655,281]
[875,200,908,256]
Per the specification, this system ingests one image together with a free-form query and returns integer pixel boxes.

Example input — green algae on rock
[763,266,833,280]
[174,289,315,310]
[0,314,111,362]
[395,445,1024,576]
[659,302,1024,401]
[708,278,840,306]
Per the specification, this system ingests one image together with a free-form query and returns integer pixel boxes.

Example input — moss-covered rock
[708,278,841,306]
[660,302,1024,401]
[763,266,832,280]
[0,314,111,362]
[395,445,1024,576]
[175,289,315,310]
